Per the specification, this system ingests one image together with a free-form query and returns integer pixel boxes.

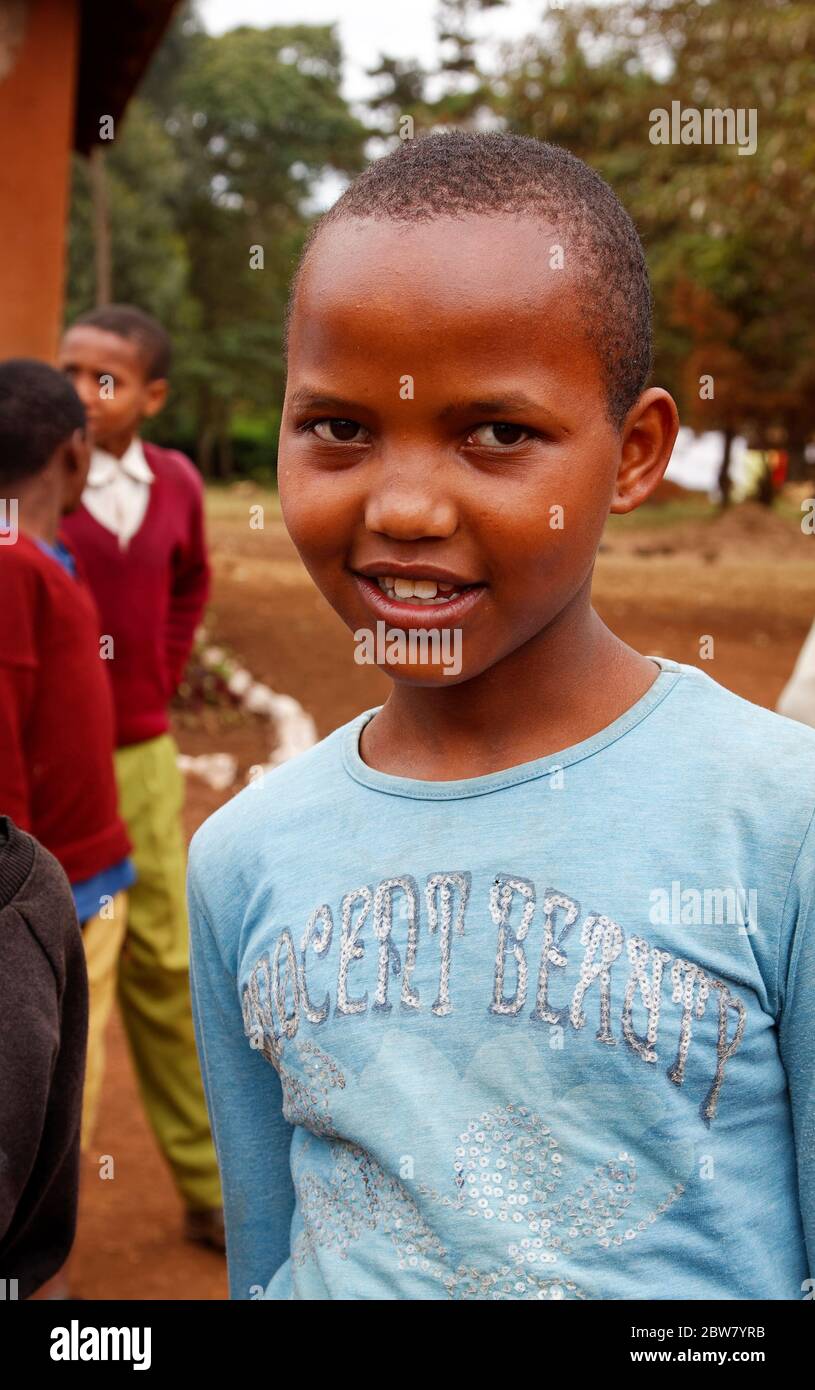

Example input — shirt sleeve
[0,565,37,827]
[0,664,33,828]
[188,848,296,1299]
[165,471,211,695]
[778,806,815,1284]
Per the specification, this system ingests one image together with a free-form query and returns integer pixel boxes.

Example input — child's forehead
[291,213,588,364]
[305,211,568,286]
[61,325,146,372]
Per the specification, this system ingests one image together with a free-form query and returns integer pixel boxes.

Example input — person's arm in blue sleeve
[778,808,815,1288]
[187,843,296,1299]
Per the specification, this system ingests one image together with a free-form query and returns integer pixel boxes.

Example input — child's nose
[363,479,458,542]
[75,376,98,407]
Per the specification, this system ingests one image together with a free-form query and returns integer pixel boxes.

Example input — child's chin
[379,664,467,687]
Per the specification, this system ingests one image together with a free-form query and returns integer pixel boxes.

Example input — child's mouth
[374,575,462,606]
[351,570,486,626]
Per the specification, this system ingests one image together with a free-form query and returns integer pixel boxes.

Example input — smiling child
[188,132,815,1301]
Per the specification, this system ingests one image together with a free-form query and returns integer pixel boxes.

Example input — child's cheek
[280,471,347,569]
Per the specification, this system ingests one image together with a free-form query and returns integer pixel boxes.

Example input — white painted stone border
[177,640,318,790]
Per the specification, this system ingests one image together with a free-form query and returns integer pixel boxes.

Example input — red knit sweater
[0,534,131,884]
[62,443,211,748]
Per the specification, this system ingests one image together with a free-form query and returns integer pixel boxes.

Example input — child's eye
[310,418,369,443]
[467,423,531,448]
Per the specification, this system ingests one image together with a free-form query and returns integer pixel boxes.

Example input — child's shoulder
[0,535,97,660]
[664,659,815,811]
[142,441,204,496]
[0,532,74,599]
[670,659,815,752]
[188,712,366,876]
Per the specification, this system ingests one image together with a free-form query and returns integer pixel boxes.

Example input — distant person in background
[59,307,223,1251]
[0,817,88,1300]
[778,620,815,730]
[0,360,134,1164]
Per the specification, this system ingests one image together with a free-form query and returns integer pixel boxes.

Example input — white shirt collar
[87,437,154,487]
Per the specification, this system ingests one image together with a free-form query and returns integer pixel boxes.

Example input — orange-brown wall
[0,0,80,362]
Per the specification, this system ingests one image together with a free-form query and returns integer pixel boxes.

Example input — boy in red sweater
[59,307,223,1248]
[0,358,133,1165]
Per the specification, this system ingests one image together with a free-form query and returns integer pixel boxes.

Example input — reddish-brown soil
[70,493,814,1299]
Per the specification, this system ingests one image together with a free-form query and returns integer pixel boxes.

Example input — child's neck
[15,484,62,548]
[360,592,660,781]
[95,431,139,461]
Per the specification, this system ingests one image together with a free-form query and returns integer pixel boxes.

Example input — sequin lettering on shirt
[300,905,333,1025]
[371,876,415,1013]
[426,871,471,1016]
[621,936,672,1063]
[489,875,535,1017]
[241,870,748,1126]
[531,891,581,1025]
[570,913,624,1044]
[336,886,371,1017]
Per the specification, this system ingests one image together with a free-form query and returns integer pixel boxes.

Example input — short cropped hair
[0,358,86,484]
[70,303,172,381]
[285,130,653,428]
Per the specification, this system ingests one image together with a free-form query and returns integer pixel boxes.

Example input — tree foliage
[66,0,814,481]
[67,6,367,475]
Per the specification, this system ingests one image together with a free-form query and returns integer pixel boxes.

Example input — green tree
[366,0,509,136]
[497,0,815,487]
[67,11,368,476]
[66,100,191,329]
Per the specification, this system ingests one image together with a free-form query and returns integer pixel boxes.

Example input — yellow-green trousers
[80,890,128,1154]
[114,733,222,1211]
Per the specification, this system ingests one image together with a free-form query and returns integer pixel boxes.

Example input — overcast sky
[199,0,557,102]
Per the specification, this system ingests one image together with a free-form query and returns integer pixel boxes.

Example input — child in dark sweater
[0,816,88,1299]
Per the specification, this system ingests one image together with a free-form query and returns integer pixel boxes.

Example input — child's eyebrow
[288,389,363,414]
[439,393,571,434]
[438,393,542,420]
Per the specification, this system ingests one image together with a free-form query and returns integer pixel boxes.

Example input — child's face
[279,214,675,686]
[58,327,167,454]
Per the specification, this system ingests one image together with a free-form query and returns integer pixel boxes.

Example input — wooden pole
[88,143,112,306]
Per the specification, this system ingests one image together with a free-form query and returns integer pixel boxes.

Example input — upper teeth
[375,576,458,604]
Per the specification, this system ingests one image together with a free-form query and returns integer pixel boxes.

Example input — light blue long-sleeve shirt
[188,657,815,1300]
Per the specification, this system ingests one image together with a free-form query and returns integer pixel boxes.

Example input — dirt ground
[71,491,814,1299]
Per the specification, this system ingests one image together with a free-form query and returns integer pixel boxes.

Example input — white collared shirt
[83,437,154,550]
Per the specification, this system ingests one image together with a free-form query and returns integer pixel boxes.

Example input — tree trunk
[197,422,216,477]
[755,456,774,507]
[717,427,734,509]
[786,439,809,484]
[218,427,234,480]
[196,383,216,477]
[88,145,112,307]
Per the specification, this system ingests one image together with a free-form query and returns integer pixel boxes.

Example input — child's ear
[143,378,169,418]
[68,427,90,476]
[610,388,680,514]
[59,429,91,513]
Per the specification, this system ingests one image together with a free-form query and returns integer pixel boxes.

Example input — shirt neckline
[80,441,159,551]
[88,436,153,487]
[33,536,77,576]
[342,656,684,800]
